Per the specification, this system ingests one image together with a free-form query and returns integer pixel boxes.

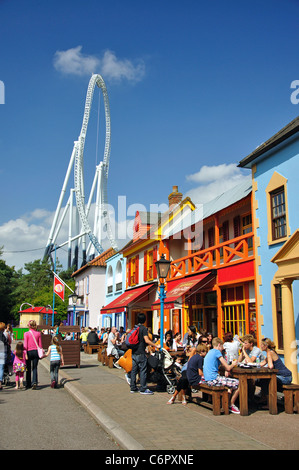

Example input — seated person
[238,334,263,363]
[182,325,200,350]
[223,331,241,362]
[186,343,208,387]
[172,332,183,351]
[166,346,196,405]
[87,328,100,345]
[203,337,240,414]
[258,338,292,402]
[80,328,89,347]
[107,326,124,367]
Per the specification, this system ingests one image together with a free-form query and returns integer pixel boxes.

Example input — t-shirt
[203,348,223,382]
[245,346,264,362]
[186,354,204,385]
[133,324,148,355]
[107,332,116,355]
[223,340,240,361]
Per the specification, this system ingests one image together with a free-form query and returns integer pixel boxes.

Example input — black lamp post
[69,292,78,326]
[155,254,171,349]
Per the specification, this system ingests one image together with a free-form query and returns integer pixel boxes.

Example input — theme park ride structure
[44,74,118,269]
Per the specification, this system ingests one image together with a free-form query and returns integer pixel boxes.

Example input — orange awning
[100,283,155,314]
[151,272,213,310]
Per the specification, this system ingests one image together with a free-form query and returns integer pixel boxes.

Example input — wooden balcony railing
[169,232,254,280]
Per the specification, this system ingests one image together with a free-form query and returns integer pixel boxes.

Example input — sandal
[167,397,175,404]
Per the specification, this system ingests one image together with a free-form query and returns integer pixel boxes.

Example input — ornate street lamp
[155,254,171,349]
[69,292,78,326]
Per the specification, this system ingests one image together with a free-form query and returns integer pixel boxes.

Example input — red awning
[100,283,155,314]
[151,272,213,310]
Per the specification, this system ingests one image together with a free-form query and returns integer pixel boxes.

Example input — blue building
[100,251,127,330]
[239,116,299,383]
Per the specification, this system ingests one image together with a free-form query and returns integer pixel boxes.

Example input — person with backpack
[129,313,160,395]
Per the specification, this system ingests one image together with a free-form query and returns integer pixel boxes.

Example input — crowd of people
[0,319,293,414]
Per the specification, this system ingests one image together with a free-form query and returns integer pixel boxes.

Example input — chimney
[168,185,183,207]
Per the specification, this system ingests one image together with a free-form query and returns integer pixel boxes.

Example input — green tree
[11,257,75,325]
[0,247,17,324]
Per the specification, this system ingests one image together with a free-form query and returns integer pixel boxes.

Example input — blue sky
[0,0,298,270]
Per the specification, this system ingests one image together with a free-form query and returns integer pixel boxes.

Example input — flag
[54,273,65,301]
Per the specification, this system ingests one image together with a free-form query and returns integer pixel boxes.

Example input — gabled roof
[72,247,116,277]
[18,306,56,314]
[161,179,252,239]
[238,116,299,168]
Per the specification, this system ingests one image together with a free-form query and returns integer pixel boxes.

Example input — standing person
[23,320,43,390]
[4,324,13,344]
[130,313,160,395]
[0,322,8,390]
[44,336,64,388]
[13,342,26,389]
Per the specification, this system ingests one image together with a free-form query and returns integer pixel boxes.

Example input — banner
[54,273,65,301]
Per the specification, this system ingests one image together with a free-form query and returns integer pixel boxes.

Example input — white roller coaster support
[74,74,118,254]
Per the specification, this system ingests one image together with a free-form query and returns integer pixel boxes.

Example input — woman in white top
[172,332,183,351]
[223,332,240,362]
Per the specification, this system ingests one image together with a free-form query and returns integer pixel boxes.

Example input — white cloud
[53,46,145,83]
[185,163,251,204]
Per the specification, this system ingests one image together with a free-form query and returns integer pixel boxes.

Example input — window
[107,266,113,294]
[271,187,286,240]
[115,261,122,291]
[266,171,289,245]
[221,286,246,337]
[143,248,157,282]
[129,255,139,286]
[242,214,253,249]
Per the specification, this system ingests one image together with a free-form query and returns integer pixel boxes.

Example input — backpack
[125,325,140,349]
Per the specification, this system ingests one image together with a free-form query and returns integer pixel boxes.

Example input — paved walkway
[39,350,299,450]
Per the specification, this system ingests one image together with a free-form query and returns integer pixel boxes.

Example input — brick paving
[39,351,299,450]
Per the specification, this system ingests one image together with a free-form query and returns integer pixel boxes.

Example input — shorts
[204,374,239,390]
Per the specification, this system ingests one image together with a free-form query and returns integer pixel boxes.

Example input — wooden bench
[283,384,299,414]
[84,343,100,354]
[97,344,106,364]
[105,354,114,368]
[191,383,229,415]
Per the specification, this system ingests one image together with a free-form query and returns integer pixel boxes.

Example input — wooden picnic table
[231,366,278,416]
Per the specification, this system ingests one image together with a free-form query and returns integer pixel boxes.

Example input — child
[166,346,196,405]
[13,342,26,389]
[44,337,64,388]
[203,337,240,414]
[186,343,209,387]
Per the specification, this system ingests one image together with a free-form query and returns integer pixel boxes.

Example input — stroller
[147,348,182,394]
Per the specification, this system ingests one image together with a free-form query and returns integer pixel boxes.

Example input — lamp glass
[69,293,78,305]
[155,254,171,279]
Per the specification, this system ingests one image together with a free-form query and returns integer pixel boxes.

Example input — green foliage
[2,252,76,325]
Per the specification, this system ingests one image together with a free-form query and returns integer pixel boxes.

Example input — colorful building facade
[239,115,299,383]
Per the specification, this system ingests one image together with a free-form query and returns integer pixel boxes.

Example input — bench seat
[283,383,299,414]
[191,383,229,415]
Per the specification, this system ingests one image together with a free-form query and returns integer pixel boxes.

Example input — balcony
[169,232,254,280]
